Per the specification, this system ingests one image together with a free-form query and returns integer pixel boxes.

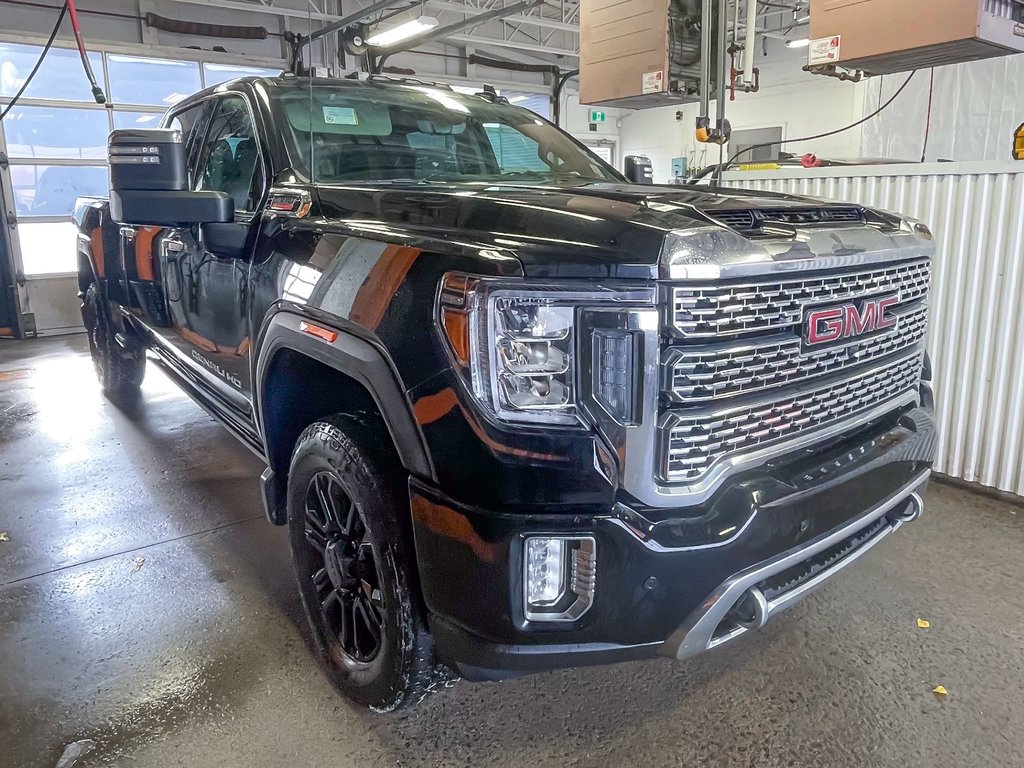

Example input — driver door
[158,94,265,411]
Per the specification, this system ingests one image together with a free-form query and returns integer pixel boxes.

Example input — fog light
[523,536,596,622]
[525,538,566,606]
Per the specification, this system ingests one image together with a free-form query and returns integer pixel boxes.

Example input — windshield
[271,82,622,186]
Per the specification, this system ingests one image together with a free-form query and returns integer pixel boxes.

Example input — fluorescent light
[366,16,439,47]
[786,38,811,48]
[508,95,529,103]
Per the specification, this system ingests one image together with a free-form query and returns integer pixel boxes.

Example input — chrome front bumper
[662,468,931,660]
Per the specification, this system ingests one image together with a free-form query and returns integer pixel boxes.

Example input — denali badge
[804,295,898,348]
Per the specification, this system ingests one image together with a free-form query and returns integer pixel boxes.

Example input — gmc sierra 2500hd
[75,75,937,712]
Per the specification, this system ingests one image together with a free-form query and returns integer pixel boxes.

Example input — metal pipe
[715,0,728,117]
[699,0,713,117]
[733,0,741,52]
[742,0,757,84]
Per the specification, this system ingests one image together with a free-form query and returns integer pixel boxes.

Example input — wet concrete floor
[1,335,1022,768]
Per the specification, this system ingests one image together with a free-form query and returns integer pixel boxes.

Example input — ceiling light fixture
[786,38,811,48]
[366,16,439,47]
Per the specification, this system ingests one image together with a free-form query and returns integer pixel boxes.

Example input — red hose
[66,0,106,103]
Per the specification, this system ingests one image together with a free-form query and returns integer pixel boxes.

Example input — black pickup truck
[74,75,937,712]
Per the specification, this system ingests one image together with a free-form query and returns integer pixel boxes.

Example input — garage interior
[1,1,1023,766]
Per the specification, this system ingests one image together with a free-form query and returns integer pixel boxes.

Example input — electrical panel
[580,0,720,109]
[809,0,1024,75]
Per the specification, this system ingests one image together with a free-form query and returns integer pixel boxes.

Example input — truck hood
[314,181,895,280]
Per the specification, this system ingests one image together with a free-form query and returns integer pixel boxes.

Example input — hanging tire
[287,414,455,712]
[81,282,145,404]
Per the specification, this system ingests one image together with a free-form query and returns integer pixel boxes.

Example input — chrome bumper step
[662,469,930,660]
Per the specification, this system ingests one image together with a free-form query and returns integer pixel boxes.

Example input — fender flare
[253,310,435,482]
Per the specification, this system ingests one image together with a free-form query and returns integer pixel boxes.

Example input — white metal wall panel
[721,164,1024,496]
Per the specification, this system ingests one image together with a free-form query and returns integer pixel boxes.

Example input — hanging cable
[0,1,69,120]
[702,70,918,182]
[66,0,106,103]
[921,68,935,163]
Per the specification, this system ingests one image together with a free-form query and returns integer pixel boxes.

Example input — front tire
[287,415,452,711]
[81,283,145,404]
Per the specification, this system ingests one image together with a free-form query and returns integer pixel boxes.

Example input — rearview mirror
[108,129,234,226]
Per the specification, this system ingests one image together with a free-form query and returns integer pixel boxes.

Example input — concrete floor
[1,335,1022,768]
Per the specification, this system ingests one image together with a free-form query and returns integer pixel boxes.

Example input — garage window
[0,45,284,281]
[203,63,281,87]
[10,165,108,217]
[0,43,103,102]
[1,105,109,159]
[106,55,201,107]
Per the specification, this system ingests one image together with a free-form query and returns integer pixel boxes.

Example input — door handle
[165,239,185,253]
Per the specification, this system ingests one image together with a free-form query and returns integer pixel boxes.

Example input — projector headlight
[438,274,654,427]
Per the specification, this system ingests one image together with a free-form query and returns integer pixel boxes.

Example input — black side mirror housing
[108,129,234,226]
[624,155,654,185]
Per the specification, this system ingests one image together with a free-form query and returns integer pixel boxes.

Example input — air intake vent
[712,207,865,235]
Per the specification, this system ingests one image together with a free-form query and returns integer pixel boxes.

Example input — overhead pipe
[699,0,712,119]
[742,0,758,85]
[552,68,579,128]
[715,0,728,115]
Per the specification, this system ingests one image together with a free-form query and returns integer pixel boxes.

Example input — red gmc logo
[805,295,898,347]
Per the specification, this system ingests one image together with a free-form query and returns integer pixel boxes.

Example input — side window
[165,102,207,184]
[194,96,263,214]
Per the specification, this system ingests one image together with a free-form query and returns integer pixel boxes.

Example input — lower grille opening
[757,515,890,602]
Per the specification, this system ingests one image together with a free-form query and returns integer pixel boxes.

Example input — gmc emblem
[804,295,898,347]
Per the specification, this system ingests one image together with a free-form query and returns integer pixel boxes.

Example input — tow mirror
[109,129,233,226]
[624,155,654,185]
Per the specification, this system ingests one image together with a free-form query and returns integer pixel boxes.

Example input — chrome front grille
[671,258,932,339]
[662,353,923,483]
[666,304,929,403]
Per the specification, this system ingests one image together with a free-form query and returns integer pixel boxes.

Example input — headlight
[485,296,576,422]
[438,274,653,427]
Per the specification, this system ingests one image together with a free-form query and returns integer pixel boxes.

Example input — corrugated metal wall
[722,165,1024,497]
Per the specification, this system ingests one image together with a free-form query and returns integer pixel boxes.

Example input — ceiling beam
[164,0,340,22]
[426,1,579,32]
[445,33,577,57]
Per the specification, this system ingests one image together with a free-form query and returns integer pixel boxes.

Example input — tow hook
[725,587,769,631]
[890,492,925,524]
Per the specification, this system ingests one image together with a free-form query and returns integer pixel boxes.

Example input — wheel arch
[254,311,435,525]
[74,202,105,295]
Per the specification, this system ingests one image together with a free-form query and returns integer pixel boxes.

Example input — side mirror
[109,129,234,226]
[624,155,654,185]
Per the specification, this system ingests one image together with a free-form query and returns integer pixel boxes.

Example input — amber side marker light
[300,321,338,343]
[1014,123,1024,161]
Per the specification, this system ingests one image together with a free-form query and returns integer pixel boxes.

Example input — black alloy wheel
[287,415,454,711]
[302,470,386,666]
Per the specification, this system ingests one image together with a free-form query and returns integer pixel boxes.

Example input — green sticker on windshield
[322,106,359,126]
